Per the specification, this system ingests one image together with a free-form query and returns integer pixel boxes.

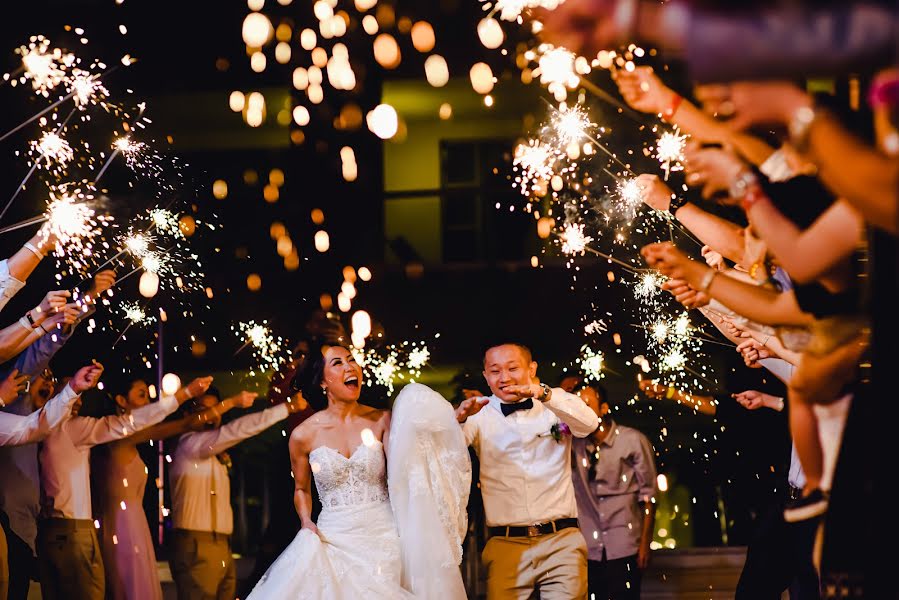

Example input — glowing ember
[140,251,169,275]
[584,319,608,335]
[578,345,605,381]
[559,222,592,255]
[406,346,430,371]
[651,320,670,343]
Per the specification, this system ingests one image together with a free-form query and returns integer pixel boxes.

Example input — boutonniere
[539,422,571,442]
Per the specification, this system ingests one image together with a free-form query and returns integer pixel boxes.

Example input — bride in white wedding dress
[246,343,470,599]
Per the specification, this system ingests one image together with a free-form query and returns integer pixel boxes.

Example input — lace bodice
[310,441,389,509]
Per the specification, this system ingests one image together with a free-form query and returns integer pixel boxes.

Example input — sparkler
[512,139,558,197]
[124,231,154,258]
[655,130,688,180]
[353,341,432,394]
[69,69,109,109]
[536,46,577,100]
[613,177,644,221]
[112,301,157,347]
[577,345,605,381]
[584,319,608,335]
[13,37,76,97]
[559,222,592,255]
[30,131,74,170]
[148,208,183,237]
[550,103,594,146]
[234,320,290,374]
[633,271,666,302]
[483,0,567,22]
[40,186,110,262]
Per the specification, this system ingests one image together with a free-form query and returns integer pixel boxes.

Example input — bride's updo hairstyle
[292,341,352,411]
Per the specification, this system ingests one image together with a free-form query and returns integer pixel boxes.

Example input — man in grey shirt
[571,383,657,600]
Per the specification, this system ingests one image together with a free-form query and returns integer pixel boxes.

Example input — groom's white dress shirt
[463,388,598,527]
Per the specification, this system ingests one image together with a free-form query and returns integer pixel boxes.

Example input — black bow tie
[501,398,533,417]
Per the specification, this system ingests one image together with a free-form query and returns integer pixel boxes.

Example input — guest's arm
[543,388,598,438]
[0,384,80,446]
[176,403,290,459]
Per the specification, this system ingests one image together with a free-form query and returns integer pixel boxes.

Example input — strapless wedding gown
[246,383,470,599]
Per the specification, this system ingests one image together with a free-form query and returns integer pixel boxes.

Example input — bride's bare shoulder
[356,404,390,423]
[289,413,326,450]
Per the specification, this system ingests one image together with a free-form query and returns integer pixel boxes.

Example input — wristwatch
[669,195,688,217]
[537,383,552,402]
[728,170,759,202]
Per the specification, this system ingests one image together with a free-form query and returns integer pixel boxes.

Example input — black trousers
[735,499,820,600]
[0,511,36,600]
[587,552,641,600]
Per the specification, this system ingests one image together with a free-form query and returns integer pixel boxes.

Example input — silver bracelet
[698,269,718,294]
[23,242,44,259]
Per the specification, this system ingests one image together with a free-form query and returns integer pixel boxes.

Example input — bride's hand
[455,396,489,423]
[302,520,320,537]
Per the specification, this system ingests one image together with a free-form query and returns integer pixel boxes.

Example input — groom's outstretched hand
[455,397,489,423]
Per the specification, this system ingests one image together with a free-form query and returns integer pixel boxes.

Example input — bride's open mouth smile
[343,375,360,390]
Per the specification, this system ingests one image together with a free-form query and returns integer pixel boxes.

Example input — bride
[246,343,470,599]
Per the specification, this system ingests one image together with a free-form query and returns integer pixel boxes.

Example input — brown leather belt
[489,518,579,538]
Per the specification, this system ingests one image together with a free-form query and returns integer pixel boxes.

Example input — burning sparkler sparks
[69,69,109,109]
[353,341,432,394]
[487,0,566,22]
[14,37,76,97]
[659,348,686,372]
[123,231,154,258]
[40,186,110,264]
[551,103,594,146]
[584,319,608,335]
[578,345,605,381]
[30,131,74,170]
[140,251,169,276]
[235,320,290,374]
[512,139,558,196]
[559,222,592,255]
[148,208,183,237]
[634,271,666,302]
[536,46,577,100]
[121,301,154,326]
[614,177,644,220]
[655,130,688,180]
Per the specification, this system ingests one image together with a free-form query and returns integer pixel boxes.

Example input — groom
[456,342,598,599]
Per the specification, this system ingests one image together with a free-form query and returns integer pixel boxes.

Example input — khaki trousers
[483,526,588,600]
[169,529,235,600]
[36,518,104,600]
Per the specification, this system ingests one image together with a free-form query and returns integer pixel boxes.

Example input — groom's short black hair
[482,341,533,365]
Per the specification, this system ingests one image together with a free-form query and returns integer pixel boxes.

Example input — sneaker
[784,488,829,523]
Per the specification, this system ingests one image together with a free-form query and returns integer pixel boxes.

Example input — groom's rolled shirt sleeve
[543,388,598,438]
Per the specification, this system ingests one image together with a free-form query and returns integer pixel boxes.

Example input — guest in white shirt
[36,369,209,600]
[168,387,302,600]
[455,342,598,600]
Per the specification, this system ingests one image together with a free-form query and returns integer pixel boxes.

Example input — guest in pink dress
[92,376,256,600]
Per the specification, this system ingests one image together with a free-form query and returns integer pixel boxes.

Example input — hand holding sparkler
[634,174,676,212]
[614,66,677,116]
[71,360,104,394]
[701,245,725,271]
[228,391,258,410]
[178,376,214,404]
[35,290,71,316]
[694,81,811,132]
[641,242,707,286]
[683,143,747,200]
[735,338,773,368]
[661,278,709,309]
[535,0,638,57]
[732,390,782,412]
[40,303,82,332]
[638,378,668,400]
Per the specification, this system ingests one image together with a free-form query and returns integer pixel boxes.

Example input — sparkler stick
[550,230,643,273]
[576,76,647,124]
[0,214,47,235]
[0,65,118,143]
[92,104,147,185]
[629,323,735,348]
